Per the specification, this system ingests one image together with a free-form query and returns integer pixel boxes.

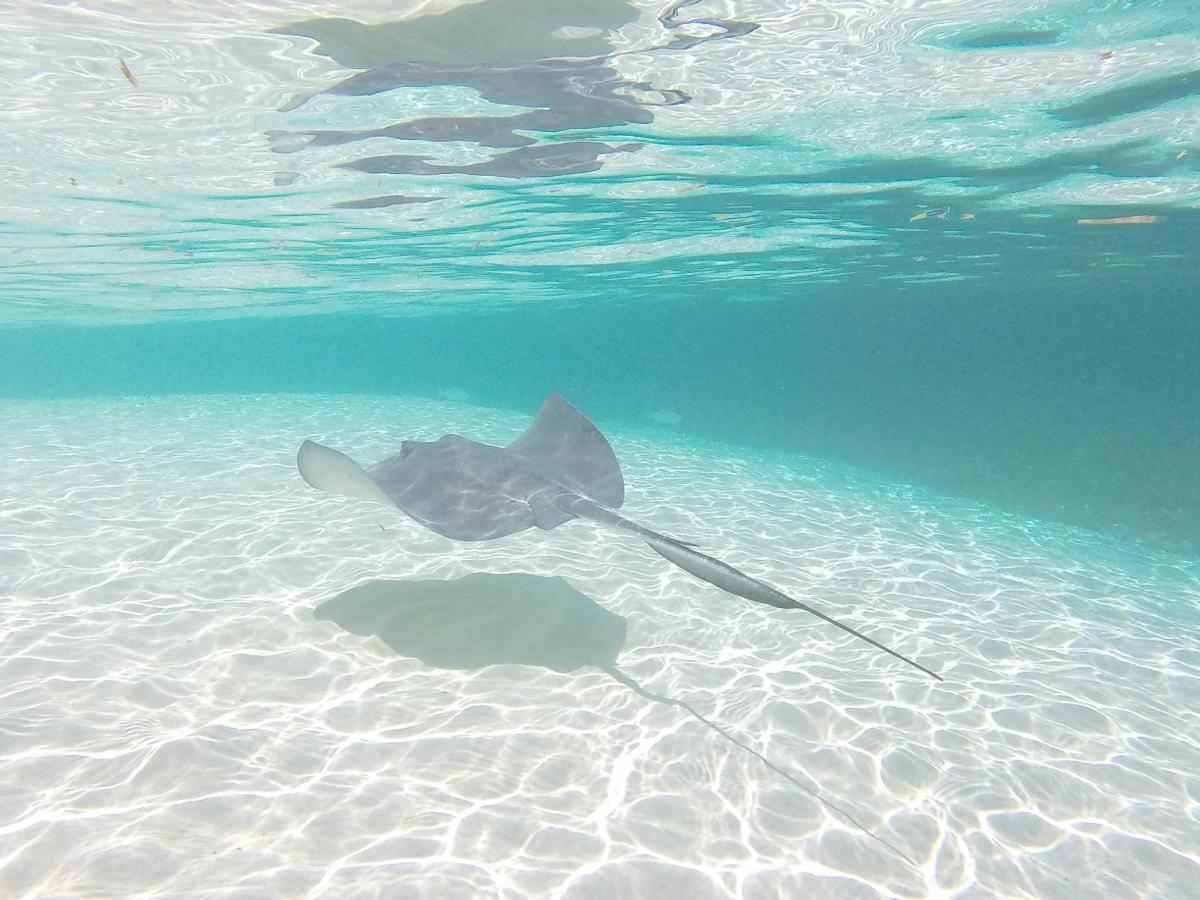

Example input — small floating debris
[712,213,728,223]
[1100,49,1114,60]
[1077,215,1162,225]
[961,212,976,220]
[1178,150,1188,160]
[117,57,137,86]
[606,180,707,199]
[910,207,949,222]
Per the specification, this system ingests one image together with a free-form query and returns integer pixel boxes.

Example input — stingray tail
[564,497,700,551]
[564,497,939,680]
[645,538,942,682]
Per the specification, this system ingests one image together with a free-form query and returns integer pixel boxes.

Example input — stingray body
[298,393,941,681]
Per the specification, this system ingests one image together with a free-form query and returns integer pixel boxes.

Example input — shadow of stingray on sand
[313,572,915,865]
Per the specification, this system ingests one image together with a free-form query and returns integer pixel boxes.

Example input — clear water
[2,2,1199,898]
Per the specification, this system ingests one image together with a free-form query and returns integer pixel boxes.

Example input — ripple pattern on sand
[2,395,1199,898]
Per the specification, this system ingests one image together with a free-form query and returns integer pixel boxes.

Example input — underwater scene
[2,1,1198,898]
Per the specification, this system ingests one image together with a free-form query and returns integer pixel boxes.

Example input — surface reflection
[272,0,758,187]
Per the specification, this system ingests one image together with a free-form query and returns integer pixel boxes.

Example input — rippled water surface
[4,0,1198,321]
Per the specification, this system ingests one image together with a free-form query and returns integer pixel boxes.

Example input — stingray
[297,392,941,681]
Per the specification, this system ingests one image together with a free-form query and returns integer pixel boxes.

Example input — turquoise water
[2,0,1198,554]
[3,1,1200,897]
[4,272,1199,554]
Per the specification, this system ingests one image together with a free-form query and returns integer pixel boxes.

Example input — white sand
[2,394,1199,899]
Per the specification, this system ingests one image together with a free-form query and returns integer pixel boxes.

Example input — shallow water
[3,1,1200,898]
[3,396,1199,898]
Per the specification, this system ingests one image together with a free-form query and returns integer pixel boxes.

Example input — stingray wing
[298,440,394,506]
[299,436,548,540]
[297,394,621,541]
[506,393,625,508]
[367,434,575,540]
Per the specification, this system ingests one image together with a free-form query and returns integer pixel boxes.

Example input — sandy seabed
[1,394,1198,900]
